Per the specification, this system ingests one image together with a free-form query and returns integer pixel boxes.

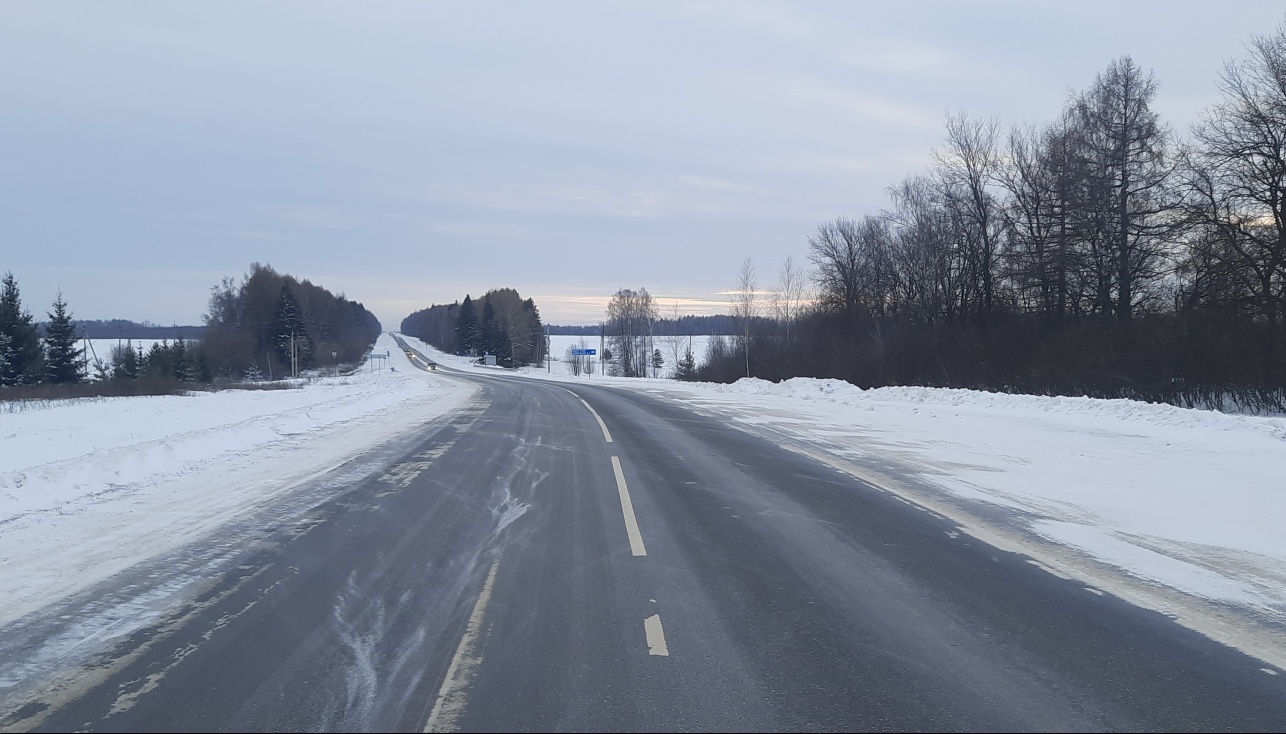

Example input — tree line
[400,288,547,367]
[696,23,1286,412]
[1,264,382,399]
[64,319,208,340]
[0,272,216,391]
[202,263,382,380]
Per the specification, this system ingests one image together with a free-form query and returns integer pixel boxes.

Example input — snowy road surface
[0,333,1283,730]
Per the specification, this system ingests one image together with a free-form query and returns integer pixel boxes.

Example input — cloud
[767,74,940,131]
[837,40,950,74]
[280,205,359,231]
[426,221,530,238]
[232,230,295,241]
[678,175,764,194]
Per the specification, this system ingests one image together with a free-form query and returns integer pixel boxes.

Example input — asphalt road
[5,340,1286,732]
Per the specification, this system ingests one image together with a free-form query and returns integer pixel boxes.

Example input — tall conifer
[43,292,84,384]
[111,341,140,381]
[0,272,44,386]
[455,295,478,356]
[271,284,312,374]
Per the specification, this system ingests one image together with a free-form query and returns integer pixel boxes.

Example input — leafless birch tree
[605,287,657,378]
[732,257,757,378]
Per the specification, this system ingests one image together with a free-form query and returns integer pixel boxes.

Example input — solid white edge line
[611,456,647,557]
[644,613,669,656]
[579,398,613,443]
[424,558,501,733]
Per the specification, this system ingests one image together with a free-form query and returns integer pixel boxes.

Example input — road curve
[3,337,1284,732]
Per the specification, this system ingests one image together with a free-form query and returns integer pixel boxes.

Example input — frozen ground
[411,334,1286,667]
[0,334,475,629]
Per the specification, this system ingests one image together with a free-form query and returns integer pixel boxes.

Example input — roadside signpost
[571,347,597,377]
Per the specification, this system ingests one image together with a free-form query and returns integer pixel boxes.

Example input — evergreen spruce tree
[172,337,193,381]
[271,284,313,375]
[0,331,9,380]
[0,272,44,386]
[676,349,696,380]
[244,361,264,381]
[43,292,84,384]
[195,350,213,383]
[480,299,500,360]
[523,298,545,366]
[455,295,478,356]
[112,341,140,380]
[144,342,169,379]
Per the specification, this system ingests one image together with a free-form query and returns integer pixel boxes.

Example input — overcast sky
[3,2,1284,327]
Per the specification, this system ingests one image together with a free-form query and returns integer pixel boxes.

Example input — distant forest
[1,264,380,398]
[42,319,208,340]
[203,263,382,380]
[401,288,546,367]
[549,314,771,336]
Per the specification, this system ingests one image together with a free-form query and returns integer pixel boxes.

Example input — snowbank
[0,334,476,626]
[695,376,1286,604]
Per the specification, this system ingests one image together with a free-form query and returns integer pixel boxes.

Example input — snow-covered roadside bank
[0,334,476,628]
[405,333,1286,666]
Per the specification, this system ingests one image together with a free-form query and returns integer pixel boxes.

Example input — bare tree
[808,218,863,320]
[732,257,757,378]
[564,338,591,376]
[772,255,808,341]
[934,111,1004,320]
[204,276,241,327]
[1079,57,1177,319]
[998,111,1090,320]
[605,287,657,377]
[661,300,684,378]
[1182,23,1286,332]
[886,175,957,324]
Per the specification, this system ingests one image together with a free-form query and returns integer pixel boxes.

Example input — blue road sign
[571,348,597,356]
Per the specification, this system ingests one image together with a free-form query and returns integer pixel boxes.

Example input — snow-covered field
[85,338,167,359]
[79,339,165,376]
[0,334,475,628]
[408,334,1286,667]
[546,333,716,378]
